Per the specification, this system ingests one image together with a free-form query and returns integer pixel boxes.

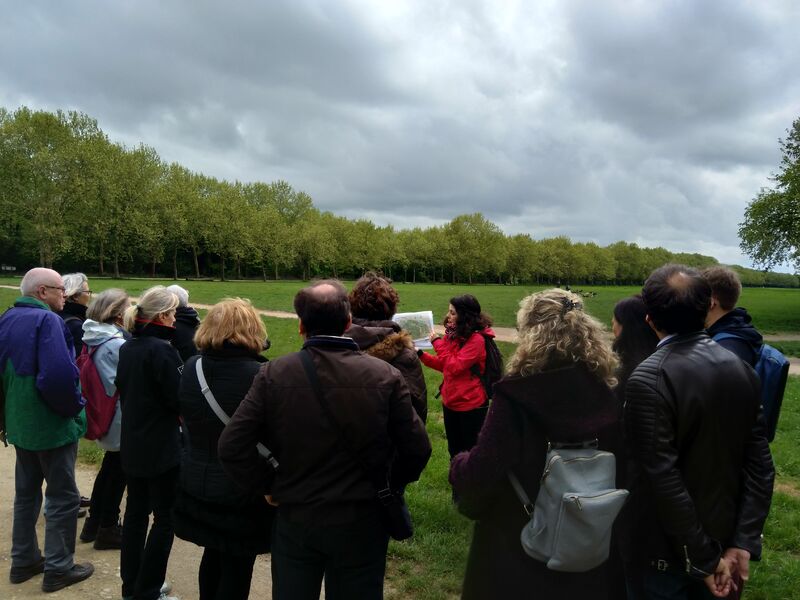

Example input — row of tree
[1,106,797,287]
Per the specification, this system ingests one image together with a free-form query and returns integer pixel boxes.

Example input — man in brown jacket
[219,280,431,600]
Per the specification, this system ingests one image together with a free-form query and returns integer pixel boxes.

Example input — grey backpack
[508,440,628,572]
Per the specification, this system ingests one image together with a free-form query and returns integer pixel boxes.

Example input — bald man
[0,268,94,592]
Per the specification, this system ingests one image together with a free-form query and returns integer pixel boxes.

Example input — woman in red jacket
[420,294,495,461]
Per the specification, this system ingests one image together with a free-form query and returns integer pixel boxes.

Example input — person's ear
[298,320,306,337]
[645,314,658,333]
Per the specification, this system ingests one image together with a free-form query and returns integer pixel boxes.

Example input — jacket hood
[707,308,763,347]
[82,319,126,346]
[493,364,617,440]
[345,323,415,362]
[175,305,200,325]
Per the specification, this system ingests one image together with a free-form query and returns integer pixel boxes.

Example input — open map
[393,310,435,349]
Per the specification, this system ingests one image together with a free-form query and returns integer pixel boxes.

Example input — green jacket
[0,296,86,450]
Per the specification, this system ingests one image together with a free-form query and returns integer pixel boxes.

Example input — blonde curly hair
[507,289,617,387]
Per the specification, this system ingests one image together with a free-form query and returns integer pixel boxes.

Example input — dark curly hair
[348,272,399,321]
[449,294,492,340]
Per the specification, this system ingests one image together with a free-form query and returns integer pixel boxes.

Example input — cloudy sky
[2,1,799,268]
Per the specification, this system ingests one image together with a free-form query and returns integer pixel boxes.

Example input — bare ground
[0,447,273,599]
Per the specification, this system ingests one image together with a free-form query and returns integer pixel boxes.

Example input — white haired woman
[116,286,181,600]
[449,289,623,599]
[166,284,200,361]
[58,272,92,355]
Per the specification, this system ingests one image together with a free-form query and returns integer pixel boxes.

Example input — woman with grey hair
[79,289,130,550]
[167,284,199,361]
[57,272,92,354]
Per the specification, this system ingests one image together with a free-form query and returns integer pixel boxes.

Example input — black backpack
[470,332,503,400]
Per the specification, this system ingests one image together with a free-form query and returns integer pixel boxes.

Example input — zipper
[683,545,691,574]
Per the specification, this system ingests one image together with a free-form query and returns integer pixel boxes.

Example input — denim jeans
[120,468,178,600]
[271,505,389,600]
[12,442,80,573]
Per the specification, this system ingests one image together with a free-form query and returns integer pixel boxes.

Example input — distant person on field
[0,267,94,592]
[173,298,274,600]
[167,284,200,362]
[218,280,431,600]
[419,295,495,460]
[625,264,774,599]
[449,289,622,599]
[79,289,131,551]
[345,272,428,422]
[701,267,762,368]
[116,286,182,600]
[58,272,92,355]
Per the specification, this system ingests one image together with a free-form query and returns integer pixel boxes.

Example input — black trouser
[198,548,257,600]
[87,451,126,527]
[120,468,178,600]
[271,504,389,600]
[442,405,488,459]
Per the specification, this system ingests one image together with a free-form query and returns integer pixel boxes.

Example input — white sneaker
[160,581,172,594]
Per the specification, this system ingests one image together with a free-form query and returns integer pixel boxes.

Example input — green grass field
[3,277,800,598]
[2,276,799,333]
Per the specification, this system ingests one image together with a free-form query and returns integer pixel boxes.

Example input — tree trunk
[236,256,242,279]
[99,240,105,276]
[261,266,267,282]
[113,252,120,279]
[151,257,157,278]
[192,247,200,278]
[172,247,178,280]
[274,263,279,280]
[412,267,416,283]
[220,255,226,281]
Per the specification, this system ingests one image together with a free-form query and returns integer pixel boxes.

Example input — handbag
[299,349,413,541]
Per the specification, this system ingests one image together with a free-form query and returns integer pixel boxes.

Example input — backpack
[712,332,789,442]
[76,342,119,440]
[469,332,503,400]
[508,440,628,572]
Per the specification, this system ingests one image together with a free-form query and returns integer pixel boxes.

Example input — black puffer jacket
[58,301,87,355]
[173,306,200,362]
[346,318,428,423]
[624,332,774,577]
[174,347,273,555]
[706,307,763,368]
[116,321,183,478]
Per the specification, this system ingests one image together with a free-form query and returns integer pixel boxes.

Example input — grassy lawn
[4,277,799,597]
[3,276,799,333]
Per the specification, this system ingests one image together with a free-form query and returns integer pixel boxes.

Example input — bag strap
[195,357,279,469]
[507,471,534,515]
[299,349,391,494]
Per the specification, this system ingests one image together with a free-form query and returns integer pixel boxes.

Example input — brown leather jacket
[218,336,431,509]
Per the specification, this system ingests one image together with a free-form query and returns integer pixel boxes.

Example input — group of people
[0,263,776,600]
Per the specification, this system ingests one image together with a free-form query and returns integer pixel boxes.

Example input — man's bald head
[20,268,66,312]
[294,280,351,337]
[642,264,711,335]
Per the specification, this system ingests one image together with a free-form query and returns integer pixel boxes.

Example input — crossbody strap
[299,349,390,493]
[195,357,279,469]
[507,471,534,516]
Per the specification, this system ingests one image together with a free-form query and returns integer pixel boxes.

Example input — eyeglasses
[81,289,93,296]
[42,285,66,294]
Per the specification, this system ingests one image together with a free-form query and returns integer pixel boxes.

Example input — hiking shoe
[9,557,45,583]
[42,562,94,593]
[80,517,100,542]
[161,581,172,594]
[94,523,123,550]
[80,495,91,507]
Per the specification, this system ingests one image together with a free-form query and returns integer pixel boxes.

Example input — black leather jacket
[624,332,774,577]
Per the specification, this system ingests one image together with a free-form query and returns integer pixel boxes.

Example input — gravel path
[0,447,273,599]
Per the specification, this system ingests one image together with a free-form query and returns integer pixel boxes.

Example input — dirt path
[0,447,273,599]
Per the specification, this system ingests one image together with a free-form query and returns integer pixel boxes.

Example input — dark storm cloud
[1,0,798,267]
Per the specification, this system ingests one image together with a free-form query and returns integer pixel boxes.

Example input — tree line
[1,106,797,288]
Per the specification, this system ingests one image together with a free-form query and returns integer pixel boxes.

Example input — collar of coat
[14,296,50,311]
[303,335,360,351]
